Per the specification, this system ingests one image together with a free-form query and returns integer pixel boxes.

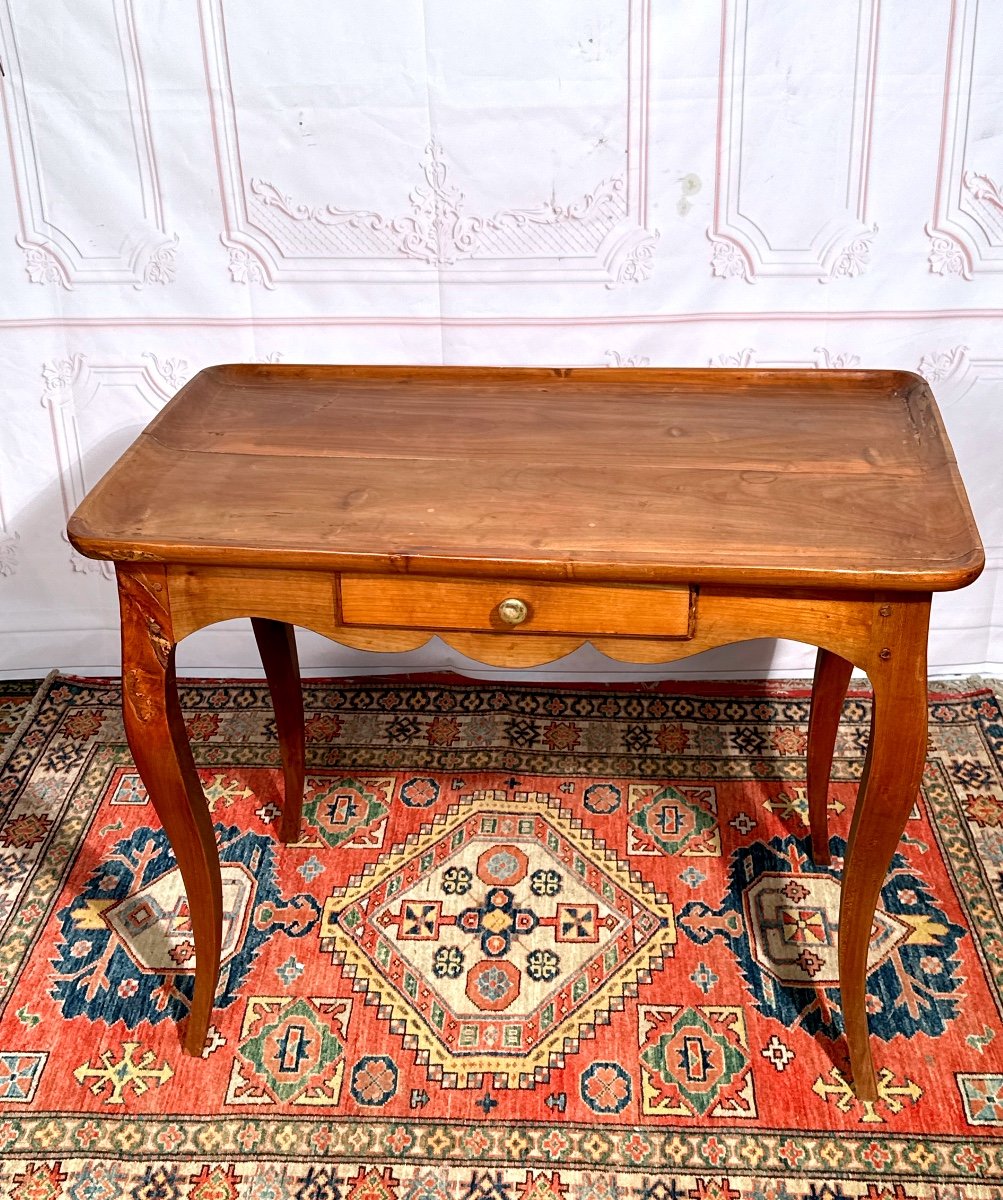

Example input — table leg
[251,618,305,843]
[838,599,930,1101]
[806,648,853,866]
[118,566,222,1056]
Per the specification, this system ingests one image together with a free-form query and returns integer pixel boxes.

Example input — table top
[68,364,984,592]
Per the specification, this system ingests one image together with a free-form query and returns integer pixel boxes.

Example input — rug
[0,673,1002,1197]
[0,678,45,767]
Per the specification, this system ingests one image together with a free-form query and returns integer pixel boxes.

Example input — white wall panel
[201,0,656,287]
[0,2,998,680]
[926,0,1003,277]
[708,0,878,281]
[0,0,177,288]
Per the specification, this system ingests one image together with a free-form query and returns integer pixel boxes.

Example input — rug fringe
[0,668,59,774]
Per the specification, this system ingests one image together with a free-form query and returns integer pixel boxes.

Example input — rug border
[55,669,1003,702]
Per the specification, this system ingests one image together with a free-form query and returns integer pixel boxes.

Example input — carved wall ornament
[605,351,651,368]
[710,349,861,370]
[0,531,18,578]
[201,0,654,286]
[20,245,66,288]
[964,171,1003,215]
[915,345,1003,430]
[609,231,660,288]
[925,226,972,280]
[815,349,862,370]
[917,346,971,385]
[236,144,656,287]
[708,0,879,282]
[925,0,1003,277]
[708,236,751,282]
[143,355,190,393]
[226,247,270,288]
[821,226,878,284]
[711,349,757,368]
[142,236,180,287]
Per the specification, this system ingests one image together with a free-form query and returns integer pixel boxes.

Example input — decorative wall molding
[915,345,1003,550]
[917,345,971,384]
[0,398,16,574]
[0,477,17,578]
[926,0,1003,277]
[710,348,862,369]
[708,0,879,282]
[41,354,185,576]
[0,9,996,673]
[604,351,651,367]
[917,345,1003,393]
[0,532,17,577]
[199,0,655,286]
[0,0,178,288]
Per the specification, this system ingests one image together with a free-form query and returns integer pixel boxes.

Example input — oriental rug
[0,673,1002,1198]
[0,678,44,767]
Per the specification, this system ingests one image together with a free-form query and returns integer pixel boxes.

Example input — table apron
[157,563,927,676]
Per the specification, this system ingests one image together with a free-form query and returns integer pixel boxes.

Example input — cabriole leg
[807,648,853,866]
[251,618,305,843]
[839,598,930,1101]
[118,565,222,1056]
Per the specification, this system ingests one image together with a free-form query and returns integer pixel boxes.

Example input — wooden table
[68,364,983,1101]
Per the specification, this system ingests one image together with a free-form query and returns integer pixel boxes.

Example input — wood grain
[117,563,222,1056]
[806,648,854,866]
[339,574,694,638]
[165,568,889,670]
[838,598,931,1101]
[251,618,304,844]
[68,365,984,592]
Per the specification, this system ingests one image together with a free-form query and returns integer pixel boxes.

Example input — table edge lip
[65,523,986,593]
[66,364,986,597]
[182,361,936,390]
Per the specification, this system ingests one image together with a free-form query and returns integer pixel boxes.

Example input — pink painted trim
[712,0,728,233]
[856,0,880,217]
[119,0,164,229]
[639,0,651,225]
[623,0,651,223]
[626,0,634,215]
[1,311,1002,330]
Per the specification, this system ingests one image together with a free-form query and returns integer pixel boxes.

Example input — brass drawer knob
[497,597,530,626]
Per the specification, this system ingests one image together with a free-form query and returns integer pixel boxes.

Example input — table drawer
[338,575,694,639]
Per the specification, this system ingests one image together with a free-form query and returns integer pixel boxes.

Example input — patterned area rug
[0,679,44,763]
[1,673,1002,1197]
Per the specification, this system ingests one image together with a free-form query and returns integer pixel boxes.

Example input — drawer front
[339,575,694,639]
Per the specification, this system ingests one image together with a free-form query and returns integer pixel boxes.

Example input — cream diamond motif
[320,793,676,1088]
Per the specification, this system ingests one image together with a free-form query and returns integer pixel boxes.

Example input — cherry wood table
[68,364,983,1101]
